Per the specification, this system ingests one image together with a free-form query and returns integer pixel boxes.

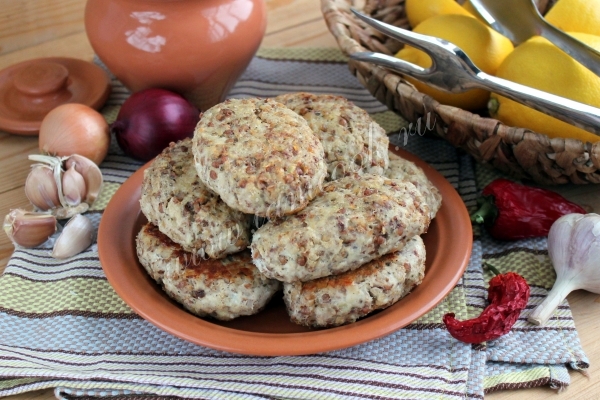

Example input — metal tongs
[470,0,600,78]
[349,9,600,136]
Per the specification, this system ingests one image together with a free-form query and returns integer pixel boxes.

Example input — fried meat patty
[385,155,442,220]
[251,174,431,282]
[275,92,389,180]
[192,97,327,218]
[283,235,426,328]
[140,139,250,259]
[136,223,281,321]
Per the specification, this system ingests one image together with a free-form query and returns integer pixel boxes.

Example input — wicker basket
[321,0,600,185]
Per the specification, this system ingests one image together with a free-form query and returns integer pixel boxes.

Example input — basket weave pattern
[321,0,600,185]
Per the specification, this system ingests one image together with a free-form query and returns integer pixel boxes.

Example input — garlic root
[52,203,89,220]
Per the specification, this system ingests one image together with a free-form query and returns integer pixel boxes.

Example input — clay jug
[84,0,266,111]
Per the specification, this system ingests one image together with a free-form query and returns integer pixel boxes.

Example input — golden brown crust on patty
[136,223,280,321]
[283,236,426,328]
[251,173,431,283]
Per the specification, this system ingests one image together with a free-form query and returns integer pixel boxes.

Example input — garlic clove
[569,214,600,276]
[28,154,67,207]
[547,213,582,277]
[3,209,57,248]
[64,154,103,206]
[51,214,94,259]
[62,164,86,206]
[25,165,61,211]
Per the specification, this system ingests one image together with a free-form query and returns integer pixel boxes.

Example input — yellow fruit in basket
[489,33,600,143]
[544,0,600,36]
[405,0,473,28]
[395,14,513,110]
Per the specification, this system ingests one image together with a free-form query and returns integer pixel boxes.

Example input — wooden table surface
[1,0,599,399]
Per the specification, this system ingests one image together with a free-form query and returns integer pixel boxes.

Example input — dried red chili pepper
[471,178,586,241]
[443,270,530,344]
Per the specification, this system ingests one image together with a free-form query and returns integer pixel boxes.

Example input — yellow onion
[39,103,110,165]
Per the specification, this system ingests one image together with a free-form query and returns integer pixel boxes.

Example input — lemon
[395,14,514,110]
[489,33,600,143]
[545,0,600,36]
[405,0,473,28]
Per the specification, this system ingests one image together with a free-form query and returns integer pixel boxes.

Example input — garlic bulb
[528,213,600,326]
[51,214,94,259]
[3,209,57,248]
[26,154,103,218]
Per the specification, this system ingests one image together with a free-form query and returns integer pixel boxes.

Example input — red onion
[111,88,200,161]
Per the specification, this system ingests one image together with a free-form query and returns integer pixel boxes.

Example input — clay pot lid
[0,57,111,136]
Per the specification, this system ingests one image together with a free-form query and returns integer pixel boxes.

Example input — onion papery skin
[39,104,110,166]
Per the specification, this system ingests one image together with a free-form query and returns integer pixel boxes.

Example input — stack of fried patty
[136,94,442,327]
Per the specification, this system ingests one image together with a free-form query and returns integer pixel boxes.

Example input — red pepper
[443,270,530,344]
[471,178,586,240]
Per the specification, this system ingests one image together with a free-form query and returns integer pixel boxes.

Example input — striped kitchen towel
[0,47,588,399]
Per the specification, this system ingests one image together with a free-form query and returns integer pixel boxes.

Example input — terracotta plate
[0,57,111,135]
[98,146,473,356]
